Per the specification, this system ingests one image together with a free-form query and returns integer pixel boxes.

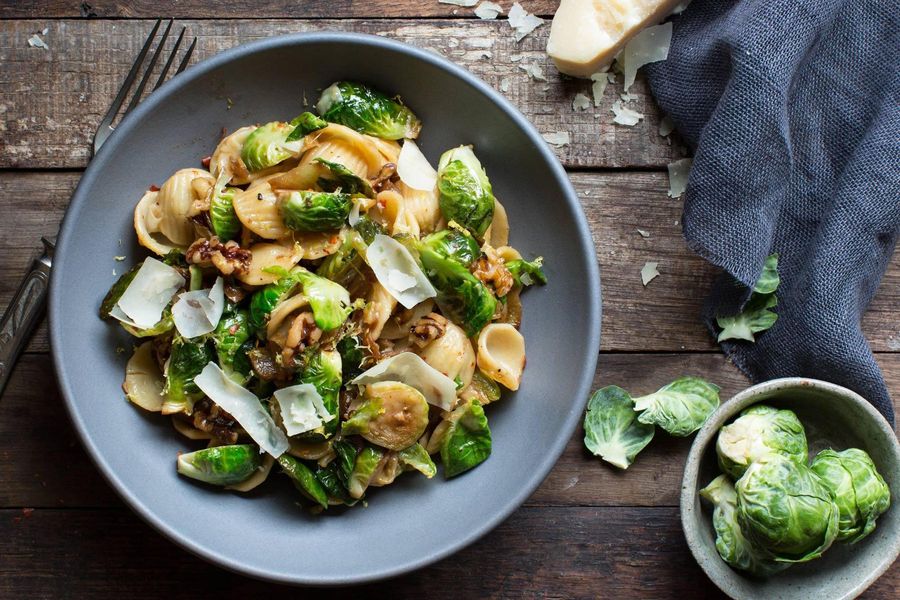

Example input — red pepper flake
[330,235,339,244]
[377,199,386,209]
[22,508,34,518]
[149,184,160,192]
[201,155,212,168]
[229,324,239,334]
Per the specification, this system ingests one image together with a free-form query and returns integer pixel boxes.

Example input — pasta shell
[122,341,165,412]
[171,416,213,440]
[227,454,275,492]
[398,181,441,234]
[210,125,254,185]
[306,123,385,178]
[363,281,398,340]
[486,197,509,247]
[232,181,290,240]
[134,191,181,256]
[370,137,401,164]
[266,293,309,341]
[156,168,214,246]
[237,241,303,286]
[476,323,526,391]
[416,321,476,390]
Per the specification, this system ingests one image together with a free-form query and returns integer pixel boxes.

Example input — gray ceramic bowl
[682,378,900,599]
[48,33,601,584]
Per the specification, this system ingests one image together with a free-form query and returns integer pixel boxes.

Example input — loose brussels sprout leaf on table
[716,253,780,342]
[441,400,493,478]
[736,454,839,563]
[314,158,375,198]
[316,81,422,140]
[810,448,891,543]
[700,475,790,577]
[632,376,720,437]
[240,121,299,172]
[162,337,215,415]
[342,381,430,451]
[280,190,352,232]
[716,404,807,479]
[437,146,495,239]
[285,111,327,142]
[583,386,655,469]
[278,454,329,509]
[177,444,262,486]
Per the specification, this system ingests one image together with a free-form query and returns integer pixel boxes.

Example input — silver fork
[0,19,197,396]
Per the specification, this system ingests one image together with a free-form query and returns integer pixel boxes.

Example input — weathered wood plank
[5,0,561,19]
[0,19,686,169]
[2,171,896,354]
[3,353,898,509]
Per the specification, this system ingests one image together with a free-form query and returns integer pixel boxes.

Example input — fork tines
[93,19,197,156]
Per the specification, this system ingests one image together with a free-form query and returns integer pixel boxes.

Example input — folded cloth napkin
[645,0,899,423]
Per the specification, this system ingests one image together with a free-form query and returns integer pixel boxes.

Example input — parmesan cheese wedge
[547,0,682,78]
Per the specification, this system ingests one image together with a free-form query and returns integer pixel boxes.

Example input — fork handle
[0,253,52,397]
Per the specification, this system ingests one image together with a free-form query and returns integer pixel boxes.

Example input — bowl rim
[48,31,602,585]
[680,376,900,600]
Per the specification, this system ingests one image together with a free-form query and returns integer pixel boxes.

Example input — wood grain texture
[1,171,897,354]
[0,18,687,169]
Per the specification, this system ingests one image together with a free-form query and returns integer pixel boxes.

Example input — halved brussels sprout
[810,448,891,543]
[315,158,374,197]
[294,349,342,441]
[632,376,720,437]
[248,270,302,335]
[209,186,242,242]
[336,335,367,383]
[99,263,140,320]
[240,121,297,172]
[278,454,328,509]
[342,381,430,451]
[716,405,807,479]
[317,81,422,140]
[437,146,495,238]
[293,269,355,331]
[506,257,547,287]
[213,308,251,377]
[176,444,262,486]
[420,228,481,267]
[280,190,351,232]
[348,445,384,499]
[736,454,839,563]
[286,111,327,142]
[460,370,502,406]
[398,443,437,478]
[440,399,492,478]
[583,386,655,470]
[161,336,214,415]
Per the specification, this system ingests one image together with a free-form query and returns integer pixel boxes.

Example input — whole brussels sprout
[437,146,495,238]
[280,190,351,232]
[736,454,839,563]
[316,81,422,140]
[810,448,891,543]
[177,444,261,486]
[716,405,808,479]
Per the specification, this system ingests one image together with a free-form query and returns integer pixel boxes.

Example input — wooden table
[1,3,897,597]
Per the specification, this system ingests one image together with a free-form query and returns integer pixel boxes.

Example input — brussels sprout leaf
[716,253,780,342]
[278,455,329,509]
[177,444,261,486]
[314,158,375,198]
[286,112,327,142]
[632,376,719,437]
[753,253,780,294]
[583,386,655,469]
[317,81,421,140]
[506,257,547,287]
[441,400,492,478]
[398,443,437,479]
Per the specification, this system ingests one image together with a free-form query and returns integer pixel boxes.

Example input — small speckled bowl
[682,378,900,600]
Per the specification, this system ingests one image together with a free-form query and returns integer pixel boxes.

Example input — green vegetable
[717,253,779,342]
[441,400,492,478]
[736,454,839,563]
[278,455,329,509]
[342,381,430,451]
[583,386,655,469]
[286,111,327,142]
[398,443,437,478]
[213,308,252,377]
[162,249,187,267]
[349,446,384,499]
[316,461,356,505]
[248,271,301,334]
[163,337,214,414]
[632,377,720,437]
[176,444,261,486]
[437,146,495,238]
[294,268,355,331]
[419,229,481,267]
[240,121,296,172]
[336,335,366,383]
[188,265,203,291]
[462,370,502,405]
[120,309,175,338]
[418,239,497,337]
[281,190,351,232]
[506,257,547,287]
[332,439,359,485]
[210,186,242,242]
[315,158,374,197]
[317,81,421,140]
[99,263,140,319]
[295,349,342,440]
[700,475,789,577]
[810,448,891,543]
[316,218,385,288]
[716,405,808,479]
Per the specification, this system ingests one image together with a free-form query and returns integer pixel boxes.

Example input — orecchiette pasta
[416,321,477,390]
[476,323,526,391]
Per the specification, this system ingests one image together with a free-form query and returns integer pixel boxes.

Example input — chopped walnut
[186,236,251,276]
[192,399,240,444]
[410,312,448,348]
[372,162,397,193]
[472,245,514,298]
[282,312,323,365]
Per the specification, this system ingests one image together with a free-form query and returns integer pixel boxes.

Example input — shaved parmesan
[366,235,436,309]
[607,72,617,84]
[352,352,457,411]
[637,229,651,238]
[509,2,544,42]
[27,34,49,50]
[112,258,184,329]
[519,62,547,82]
[274,383,334,437]
[172,277,225,339]
[194,363,289,457]
[641,261,660,286]
[542,131,571,147]
[397,140,438,191]
[439,0,477,5]
[348,197,362,226]
[611,99,644,126]
[621,22,672,92]
[572,93,591,111]
[590,72,609,106]
[659,115,675,137]
[667,157,692,198]
[500,77,511,92]
[474,1,502,19]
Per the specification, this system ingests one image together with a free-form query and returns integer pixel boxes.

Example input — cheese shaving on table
[620,22,673,93]
[438,0,478,6]
[474,1,503,19]
[500,77,511,92]
[590,72,609,106]
[351,352,457,411]
[641,261,660,286]
[542,131,571,147]
[111,257,184,329]
[194,363,289,457]
[611,99,644,126]
[572,93,591,111]
[366,234,436,309]
[519,62,548,82]
[273,383,334,437]
[508,2,544,42]
[172,277,225,338]
[397,139,438,191]
[658,115,675,137]
[667,158,693,198]
[637,229,651,238]
[27,34,49,50]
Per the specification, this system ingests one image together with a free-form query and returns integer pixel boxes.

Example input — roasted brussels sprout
[349,446,385,499]
[99,263,140,320]
[700,475,789,577]
[440,400,492,478]
[294,268,356,331]
[317,218,385,289]
[162,336,214,415]
[280,190,351,232]
[460,370,502,406]
[583,385,655,469]
[240,121,298,172]
[419,228,481,267]
[506,257,547,287]
[213,308,252,377]
[209,186,242,242]
[315,158,374,197]
[342,381,430,451]
[278,454,329,509]
[398,443,437,479]
[248,270,302,334]
[736,454,839,563]
[176,444,262,486]
[810,448,891,543]
[286,111,327,142]
[336,335,367,383]
[295,349,342,440]
[437,146,495,238]
[317,81,421,140]
[632,376,720,437]
[716,405,808,479]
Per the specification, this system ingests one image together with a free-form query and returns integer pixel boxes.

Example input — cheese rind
[547,0,683,78]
